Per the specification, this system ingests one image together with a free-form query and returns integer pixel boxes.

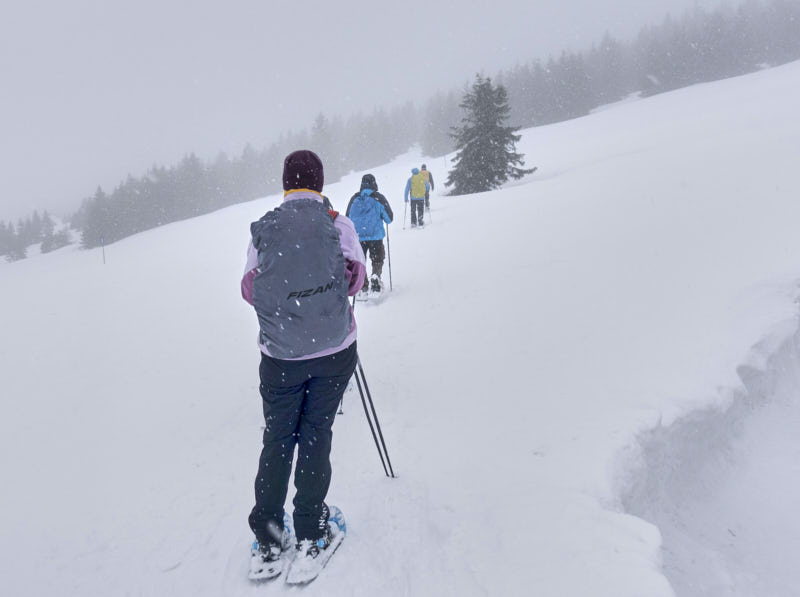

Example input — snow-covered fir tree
[446,75,534,196]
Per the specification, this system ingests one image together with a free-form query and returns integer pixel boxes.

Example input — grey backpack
[250,198,351,359]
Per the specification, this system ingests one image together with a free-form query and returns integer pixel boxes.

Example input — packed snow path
[2,61,800,596]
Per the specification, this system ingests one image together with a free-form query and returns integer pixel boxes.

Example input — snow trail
[2,61,800,596]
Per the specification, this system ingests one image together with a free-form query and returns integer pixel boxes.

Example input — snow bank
[622,309,800,596]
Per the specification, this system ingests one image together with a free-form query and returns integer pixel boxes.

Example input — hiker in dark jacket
[241,149,366,580]
[420,164,435,208]
[346,173,393,294]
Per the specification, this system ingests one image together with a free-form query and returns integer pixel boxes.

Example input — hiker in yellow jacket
[403,168,430,228]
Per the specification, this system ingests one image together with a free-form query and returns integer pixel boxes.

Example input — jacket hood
[360,173,378,192]
[411,168,420,175]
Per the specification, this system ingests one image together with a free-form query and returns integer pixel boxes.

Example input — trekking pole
[426,203,433,225]
[339,295,359,416]
[402,201,408,230]
[353,366,389,477]
[355,355,395,478]
[385,223,393,291]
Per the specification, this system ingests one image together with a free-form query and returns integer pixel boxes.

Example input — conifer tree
[81,187,110,248]
[0,221,10,256]
[446,75,534,196]
[5,222,27,262]
[41,211,55,238]
[40,211,69,253]
[421,90,461,157]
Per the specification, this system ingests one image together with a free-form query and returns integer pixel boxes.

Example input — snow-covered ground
[2,61,800,596]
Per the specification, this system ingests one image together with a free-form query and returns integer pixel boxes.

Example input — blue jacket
[347,189,392,241]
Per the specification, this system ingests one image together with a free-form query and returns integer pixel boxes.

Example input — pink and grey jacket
[241,191,366,360]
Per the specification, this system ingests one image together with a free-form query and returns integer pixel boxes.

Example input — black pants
[410,199,425,226]
[425,190,430,209]
[249,342,357,544]
[360,240,385,280]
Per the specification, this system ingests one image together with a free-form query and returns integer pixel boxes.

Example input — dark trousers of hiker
[360,240,385,282]
[425,190,430,209]
[249,341,357,544]
[410,199,425,226]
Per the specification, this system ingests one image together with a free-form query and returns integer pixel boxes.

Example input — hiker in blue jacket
[404,168,429,227]
[346,173,393,294]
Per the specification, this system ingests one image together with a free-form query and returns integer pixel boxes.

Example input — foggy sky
[1,0,720,221]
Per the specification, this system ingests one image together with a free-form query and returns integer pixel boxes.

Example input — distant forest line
[3,0,799,258]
